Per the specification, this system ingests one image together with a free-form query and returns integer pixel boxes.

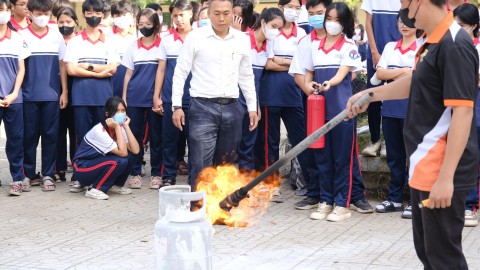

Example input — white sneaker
[362,141,381,157]
[127,175,142,189]
[85,188,109,200]
[465,210,478,227]
[326,206,352,222]
[109,185,132,195]
[380,141,387,158]
[310,202,333,220]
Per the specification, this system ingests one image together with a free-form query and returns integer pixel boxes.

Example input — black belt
[195,97,238,105]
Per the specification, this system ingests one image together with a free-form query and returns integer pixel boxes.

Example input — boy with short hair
[63,0,119,148]
[0,0,30,195]
[9,0,29,30]
[20,0,67,191]
[110,0,135,98]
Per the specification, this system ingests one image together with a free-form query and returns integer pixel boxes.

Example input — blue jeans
[188,98,243,189]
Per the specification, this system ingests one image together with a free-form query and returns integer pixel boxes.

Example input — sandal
[9,182,22,196]
[21,178,31,192]
[30,172,43,186]
[54,171,66,183]
[127,175,142,189]
[41,176,56,192]
[150,176,163,189]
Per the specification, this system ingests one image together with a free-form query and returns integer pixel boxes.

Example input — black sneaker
[294,197,320,210]
[375,200,403,213]
[401,205,412,219]
[350,198,374,213]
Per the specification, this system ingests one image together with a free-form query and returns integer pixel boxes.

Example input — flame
[195,165,279,227]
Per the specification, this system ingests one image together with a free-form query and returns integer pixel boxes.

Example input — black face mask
[399,0,420,29]
[140,27,155,37]
[59,26,75,36]
[85,16,102,28]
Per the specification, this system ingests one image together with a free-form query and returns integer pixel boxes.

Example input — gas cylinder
[155,185,213,270]
[307,90,325,149]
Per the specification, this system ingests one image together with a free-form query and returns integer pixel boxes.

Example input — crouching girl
[73,96,140,200]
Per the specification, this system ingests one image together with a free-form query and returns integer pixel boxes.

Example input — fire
[195,165,279,227]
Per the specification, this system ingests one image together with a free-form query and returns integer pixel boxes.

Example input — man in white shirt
[171,0,258,189]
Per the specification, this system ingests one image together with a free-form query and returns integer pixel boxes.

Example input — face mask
[32,15,50,28]
[113,112,126,125]
[399,0,419,29]
[283,8,299,23]
[139,26,155,37]
[113,15,131,30]
[199,19,210,27]
[59,25,75,36]
[325,21,343,36]
[85,16,102,28]
[354,28,361,35]
[308,15,325,29]
[262,22,279,40]
[158,15,163,24]
[0,11,11,25]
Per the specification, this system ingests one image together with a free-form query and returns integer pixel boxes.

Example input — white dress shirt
[171,25,257,112]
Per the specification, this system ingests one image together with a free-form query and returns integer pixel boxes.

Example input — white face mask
[0,11,11,25]
[262,22,279,40]
[325,21,343,36]
[354,28,361,35]
[283,8,299,23]
[113,15,132,30]
[32,15,50,28]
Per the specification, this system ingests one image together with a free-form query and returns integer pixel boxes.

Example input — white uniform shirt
[171,26,257,112]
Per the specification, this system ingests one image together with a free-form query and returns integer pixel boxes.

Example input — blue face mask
[113,112,126,125]
[308,15,325,29]
[199,19,211,28]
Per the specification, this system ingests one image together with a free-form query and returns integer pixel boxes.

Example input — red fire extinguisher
[307,85,325,149]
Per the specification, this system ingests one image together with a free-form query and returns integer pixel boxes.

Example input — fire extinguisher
[307,84,325,149]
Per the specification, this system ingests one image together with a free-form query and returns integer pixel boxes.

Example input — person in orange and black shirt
[346,0,478,269]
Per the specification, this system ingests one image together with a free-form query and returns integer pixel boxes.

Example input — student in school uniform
[238,8,285,172]
[453,3,479,227]
[122,7,163,189]
[111,0,136,98]
[373,14,420,219]
[197,6,209,27]
[289,0,327,210]
[0,0,30,196]
[9,0,29,30]
[303,2,361,222]
[152,0,193,187]
[98,0,113,36]
[232,0,254,32]
[63,0,119,147]
[64,0,120,192]
[55,6,78,183]
[296,0,312,34]
[255,0,308,202]
[20,0,68,191]
[360,0,401,157]
[73,96,139,200]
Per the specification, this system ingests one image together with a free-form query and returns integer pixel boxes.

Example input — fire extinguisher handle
[312,84,319,95]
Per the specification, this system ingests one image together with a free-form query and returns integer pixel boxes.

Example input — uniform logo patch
[349,50,359,60]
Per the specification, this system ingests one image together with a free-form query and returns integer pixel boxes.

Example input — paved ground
[0,139,479,270]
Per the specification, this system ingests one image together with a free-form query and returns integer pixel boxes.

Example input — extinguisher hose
[219,92,374,212]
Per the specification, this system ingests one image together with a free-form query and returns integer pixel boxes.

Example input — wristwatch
[87,65,94,72]
[172,106,182,112]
